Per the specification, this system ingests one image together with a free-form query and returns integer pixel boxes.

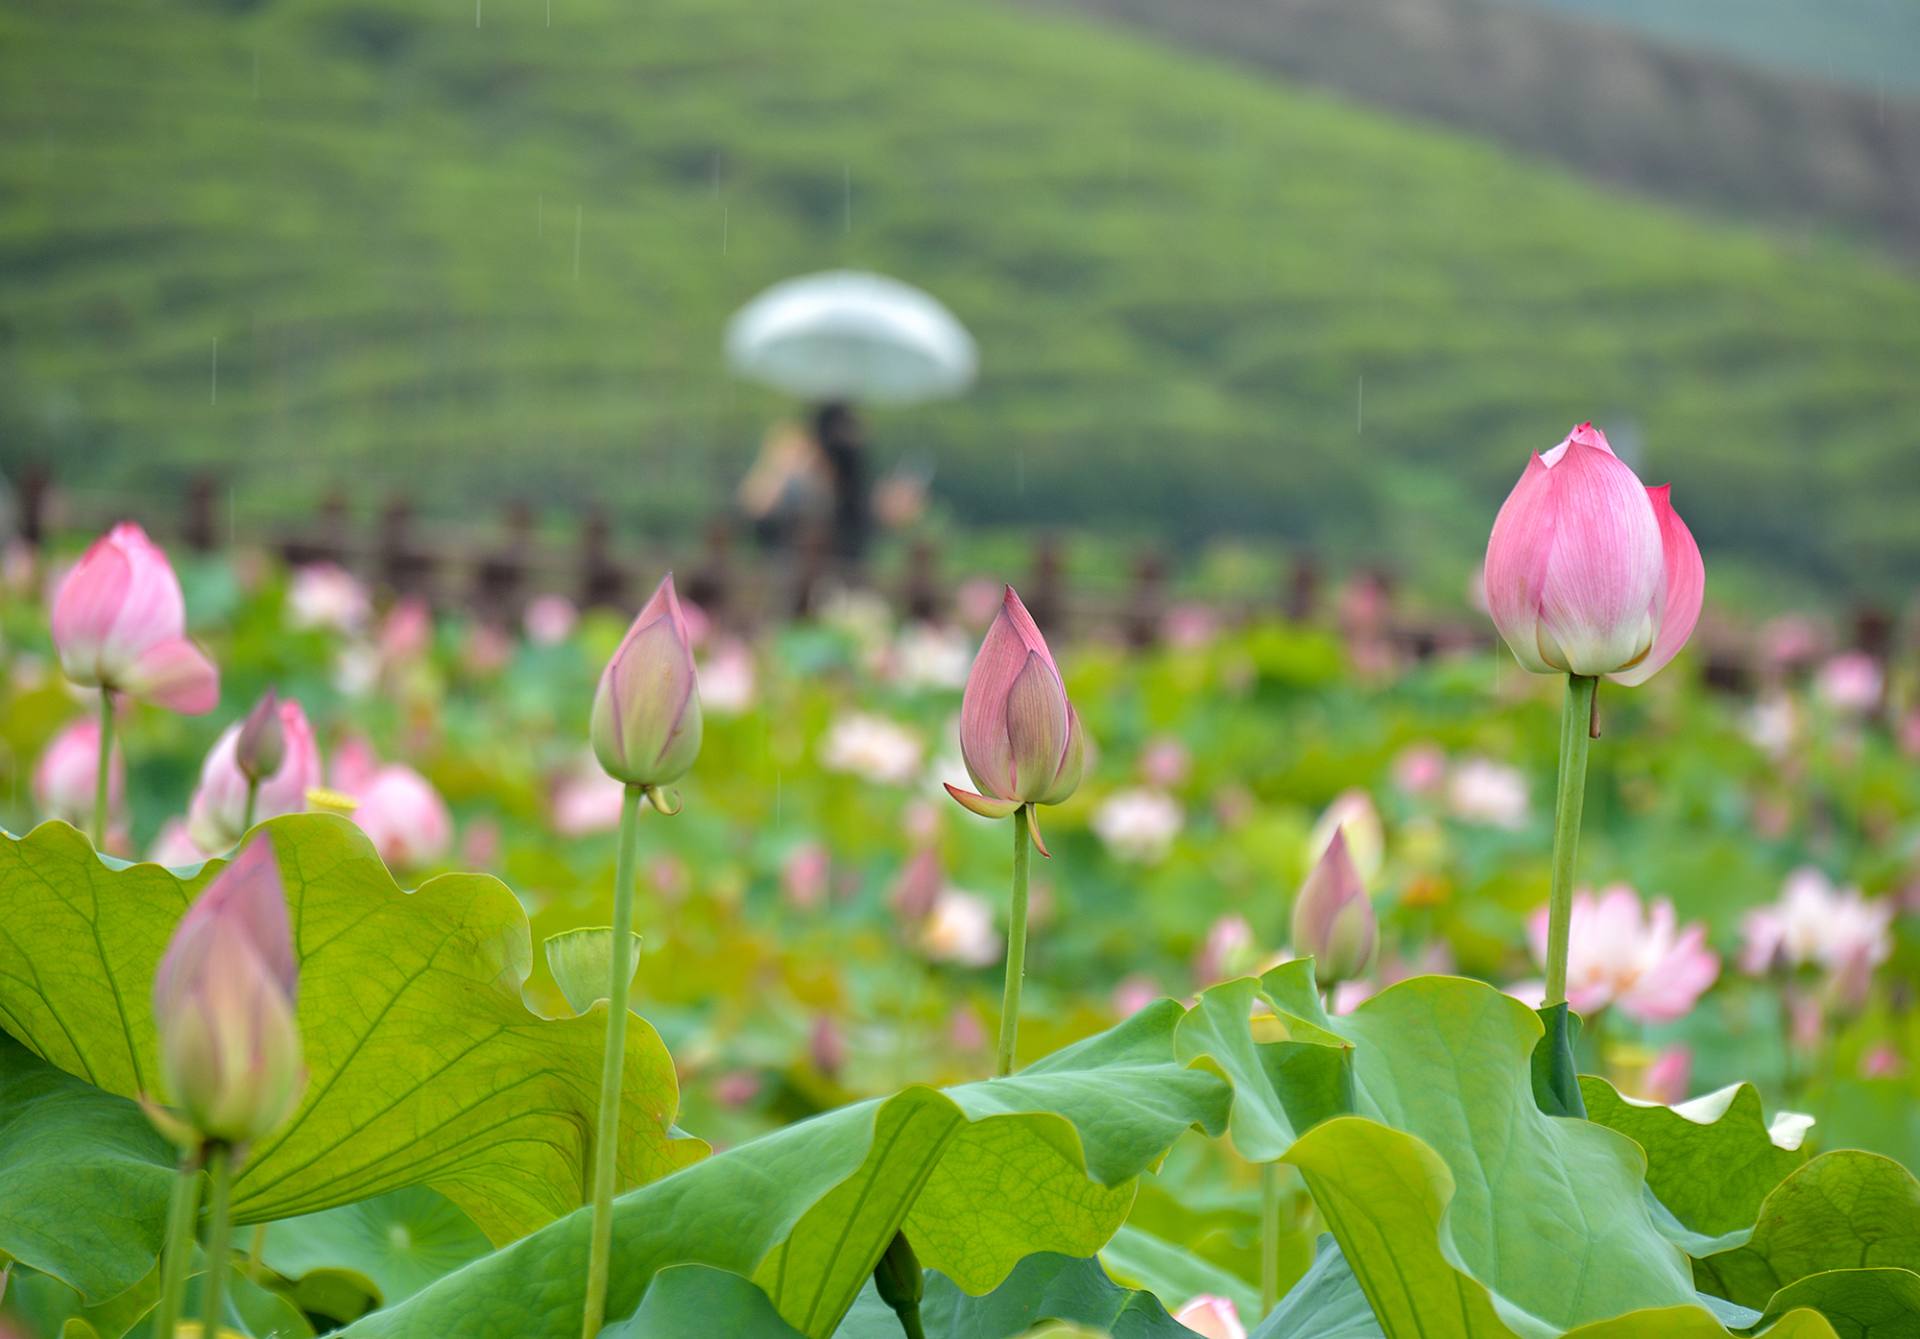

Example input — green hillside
[3,0,1918,597]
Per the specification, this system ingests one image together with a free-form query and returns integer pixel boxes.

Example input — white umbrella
[724,270,977,405]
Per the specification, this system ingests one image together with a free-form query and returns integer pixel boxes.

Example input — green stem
[200,1144,234,1339]
[246,1221,269,1284]
[1260,1160,1281,1315]
[1543,675,1597,1008]
[150,1147,205,1339]
[581,783,644,1339]
[241,777,259,835]
[93,691,115,849]
[995,806,1033,1078]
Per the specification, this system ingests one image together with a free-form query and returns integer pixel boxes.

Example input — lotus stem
[581,782,644,1338]
[1260,1160,1281,1315]
[200,1143,234,1339]
[996,805,1033,1077]
[242,777,259,835]
[1543,675,1597,1008]
[150,1146,205,1339]
[93,691,115,849]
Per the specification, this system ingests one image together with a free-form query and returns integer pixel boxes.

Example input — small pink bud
[947,587,1085,821]
[1172,1295,1246,1339]
[187,697,322,852]
[33,716,124,828]
[809,1015,847,1078]
[1483,424,1703,685]
[1291,830,1376,988]
[235,690,288,783]
[590,575,702,789]
[152,838,305,1144]
[51,523,219,713]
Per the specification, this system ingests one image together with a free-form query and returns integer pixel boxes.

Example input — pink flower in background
[1740,868,1893,987]
[1447,756,1530,829]
[947,587,1086,823]
[52,523,219,713]
[1862,1045,1904,1080]
[918,890,1001,967]
[821,712,923,785]
[1308,788,1383,883]
[331,745,452,869]
[949,1007,988,1052]
[186,696,322,851]
[459,818,501,869]
[889,846,944,924]
[463,621,513,675]
[713,1070,761,1108]
[34,716,124,828]
[954,578,1004,630]
[147,819,208,867]
[550,753,627,836]
[1195,913,1256,985]
[1111,974,1162,1017]
[1816,651,1883,715]
[1092,787,1183,863]
[286,563,371,634]
[1758,615,1824,675]
[1172,1295,1246,1339]
[1639,1046,1693,1105]
[1392,743,1448,797]
[378,598,433,666]
[1484,423,1704,686]
[697,638,758,715]
[809,1015,846,1078]
[891,623,972,691]
[522,593,579,646]
[1525,886,1719,1022]
[782,843,831,911]
[1162,603,1220,650]
[1140,736,1191,789]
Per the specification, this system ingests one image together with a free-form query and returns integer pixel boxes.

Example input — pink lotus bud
[889,846,944,923]
[187,697,322,852]
[809,1015,846,1078]
[1172,1295,1246,1339]
[590,575,702,789]
[1640,1045,1693,1106]
[33,716,124,828]
[945,587,1085,821]
[235,690,287,783]
[51,523,219,713]
[1291,830,1377,987]
[152,837,304,1144]
[1484,424,1703,685]
[523,593,579,647]
[347,763,453,870]
[147,818,209,867]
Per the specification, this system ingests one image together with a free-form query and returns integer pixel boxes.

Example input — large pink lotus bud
[235,690,287,783]
[589,575,702,789]
[1484,424,1704,685]
[33,716,124,828]
[152,837,304,1144]
[51,523,219,713]
[1291,830,1376,987]
[186,696,323,852]
[945,587,1085,821]
[347,763,453,870]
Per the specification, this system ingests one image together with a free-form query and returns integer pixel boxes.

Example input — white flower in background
[1093,787,1183,863]
[698,638,758,715]
[1744,694,1799,759]
[1447,756,1529,829]
[1307,788,1383,883]
[819,587,893,651]
[287,563,371,634]
[1816,652,1882,715]
[1741,867,1894,978]
[892,623,972,692]
[331,643,381,698]
[919,889,1001,967]
[821,711,923,785]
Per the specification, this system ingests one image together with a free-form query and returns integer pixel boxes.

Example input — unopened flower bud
[590,575,702,789]
[1291,830,1376,988]
[235,689,287,783]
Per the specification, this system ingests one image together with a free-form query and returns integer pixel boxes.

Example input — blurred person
[738,419,831,551]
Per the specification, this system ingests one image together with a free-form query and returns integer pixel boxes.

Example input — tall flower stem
[242,777,260,834]
[151,1147,205,1339]
[995,806,1033,1078]
[93,691,115,848]
[581,783,644,1339]
[1543,674,1597,1007]
[1259,1161,1281,1314]
[200,1143,234,1339]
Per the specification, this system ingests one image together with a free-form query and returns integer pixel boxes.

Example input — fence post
[1124,549,1166,650]
[1285,551,1320,623]
[902,538,941,624]
[578,508,627,611]
[1028,534,1065,639]
[183,474,219,553]
[378,496,432,596]
[474,501,532,620]
[685,516,734,626]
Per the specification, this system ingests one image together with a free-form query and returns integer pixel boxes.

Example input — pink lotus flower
[186,695,322,852]
[946,587,1085,833]
[1140,736,1191,789]
[1196,913,1257,985]
[1447,756,1530,829]
[34,716,124,828]
[918,890,1001,967]
[1292,830,1377,987]
[52,523,219,713]
[1740,867,1892,990]
[1484,424,1703,685]
[821,712,923,785]
[1392,743,1448,797]
[286,563,371,634]
[550,753,627,836]
[1639,1045,1693,1105]
[1815,651,1883,715]
[1524,885,1719,1022]
[1172,1295,1246,1339]
[148,819,209,867]
[782,843,832,911]
[889,846,944,924]
[697,638,758,715]
[590,575,702,789]
[330,743,453,869]
[152,837,304,1143]
[522,593,579,646]
[378,598,433,666]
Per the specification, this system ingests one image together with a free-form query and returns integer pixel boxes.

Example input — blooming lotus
[1740,867,1893,986]
[945,586,1086,840]
[52,523,219,713]
[1523,886,1719,1023]
[186,694,322,851]
[1091,787,1183,864]
[918,889,1001,967]
[820,711,923,785]
[151,837,304,1144]
[1484,423,1704,685]
[34,716,124,829]
[286,563,371,634]
[590,574,702,791]
[344,762,453,869]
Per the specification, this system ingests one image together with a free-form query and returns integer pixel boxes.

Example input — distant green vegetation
[2,0,1918,599]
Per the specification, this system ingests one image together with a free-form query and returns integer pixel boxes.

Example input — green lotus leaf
[1581,1076,1810,1254]
[1099,1223,1261,1322]
[0,816,703,1253]
[260,1186,491,1308]
[337,1002,1231,1338]
[1754,1268,1920,1339]
[1251,1235,1385,1339]
[0,1033,177,1303]
[1696,1151,1920,1312]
